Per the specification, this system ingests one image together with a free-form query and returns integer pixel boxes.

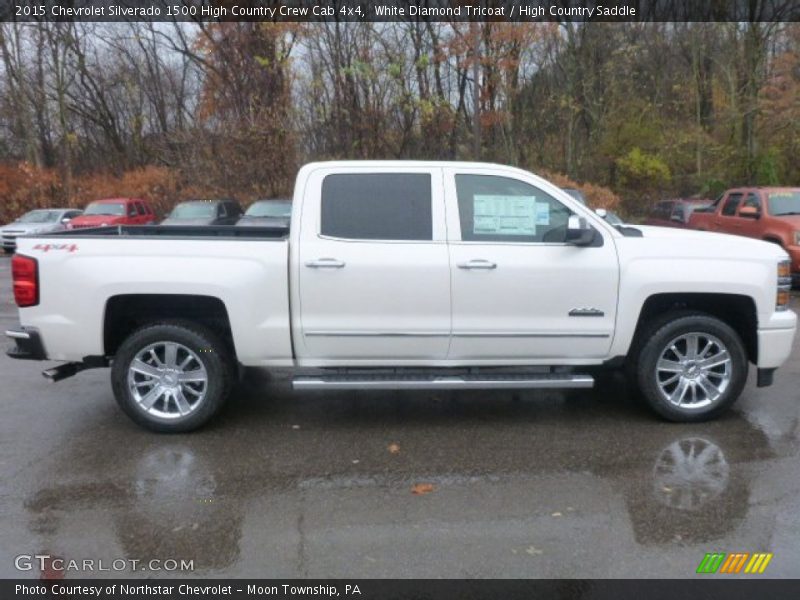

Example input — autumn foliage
[0,163,201,223]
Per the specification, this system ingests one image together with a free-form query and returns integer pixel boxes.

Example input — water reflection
[21,381,794,576]
[117,445,241,570]
[651,437,730,511]
[26,443,243,575]
[625,433,753,546]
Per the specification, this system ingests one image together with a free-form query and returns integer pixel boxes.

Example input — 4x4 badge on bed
[32,243,78,253]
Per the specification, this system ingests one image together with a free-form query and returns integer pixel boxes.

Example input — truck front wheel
[634,313,748,422]
[111,321,234,432]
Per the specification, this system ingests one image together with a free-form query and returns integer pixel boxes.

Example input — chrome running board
[293,373,594,391]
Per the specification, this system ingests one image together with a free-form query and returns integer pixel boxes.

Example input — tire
[111,321,234,432]
[632,312,748,422]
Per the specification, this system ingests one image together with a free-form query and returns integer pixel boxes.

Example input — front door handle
[305,258,346,269]
[457,259,497,270]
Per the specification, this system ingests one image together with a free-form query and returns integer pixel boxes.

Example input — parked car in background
[645,199,712,228]
[161,199,243,226]
[688,187,800,283]
[1,208,83,253]
[236,199,292,228]
[68,198,156,230]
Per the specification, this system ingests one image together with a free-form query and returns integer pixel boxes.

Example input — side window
[741,193,761,210]
[135,202,146,215]
[455,174,571,243]
[128,203,137,217]
[218,203,227,217]
[721,194,742,216]
[321,173,432,241]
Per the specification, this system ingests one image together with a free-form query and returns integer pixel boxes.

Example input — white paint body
[14,161,797,371]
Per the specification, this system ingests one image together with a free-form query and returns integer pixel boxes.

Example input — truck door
[713,192,743,232]
[735,191,762,239]
[297,167,451,361]
[443,167,619,360]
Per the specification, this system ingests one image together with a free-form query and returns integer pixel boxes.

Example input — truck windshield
[84,202,126,216]
[244,201,291,218]
[17,210,62,223]
[170,203,216,219]
[768,191,800,216]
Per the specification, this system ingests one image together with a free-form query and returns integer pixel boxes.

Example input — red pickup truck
[689,187,800,282]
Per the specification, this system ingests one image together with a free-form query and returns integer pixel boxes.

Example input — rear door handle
[305,258,346,269]
[457,259,497,270]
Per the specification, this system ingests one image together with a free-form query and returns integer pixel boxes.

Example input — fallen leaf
[387,443,400,454]
[526,546,543,555]
[411,483,435,495]
[291,425,301,430]
[352,459,360,464]
[551,512,562,517]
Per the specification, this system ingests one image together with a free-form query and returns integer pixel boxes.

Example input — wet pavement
[0,254,798,579]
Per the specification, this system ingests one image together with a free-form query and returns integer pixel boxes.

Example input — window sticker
[535,202,550,226]
[473,195,538,236]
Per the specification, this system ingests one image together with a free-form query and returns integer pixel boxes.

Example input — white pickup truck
[6,161,797,432]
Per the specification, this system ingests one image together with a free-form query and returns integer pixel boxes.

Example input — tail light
[12,254,39,307]
[777,259,791,311]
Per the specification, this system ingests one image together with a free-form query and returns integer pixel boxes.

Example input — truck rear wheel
[111,321,234,432]
[633,313,748,422]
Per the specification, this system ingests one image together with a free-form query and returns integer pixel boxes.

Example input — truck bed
[13,226,293,365]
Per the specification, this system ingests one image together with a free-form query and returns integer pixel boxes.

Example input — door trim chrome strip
[453,332,610,339]
[303,331,610,339]
[304,331,450,337]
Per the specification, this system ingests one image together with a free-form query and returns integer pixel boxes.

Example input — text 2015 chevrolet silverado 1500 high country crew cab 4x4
[6,162,797,432]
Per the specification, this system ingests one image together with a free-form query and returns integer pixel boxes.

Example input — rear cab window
[321,173,433,241]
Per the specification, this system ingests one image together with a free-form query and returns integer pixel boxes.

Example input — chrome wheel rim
[655,332,732,409]
[127,342,208,419]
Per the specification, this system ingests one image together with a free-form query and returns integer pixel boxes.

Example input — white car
[5,162,797,432]
[1,208,83,253]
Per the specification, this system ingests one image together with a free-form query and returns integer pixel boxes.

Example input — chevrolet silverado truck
[5,162,797,432]
[688,187,800,283]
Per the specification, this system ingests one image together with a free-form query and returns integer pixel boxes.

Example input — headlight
[777,259,791,311]
[794,231,800,246]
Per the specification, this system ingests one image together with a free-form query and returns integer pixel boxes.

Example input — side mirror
[566,215,595,246]
[61,218,71,224]
[670,213,683,222]
[739,206,760,219]
[594,208,608,219]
